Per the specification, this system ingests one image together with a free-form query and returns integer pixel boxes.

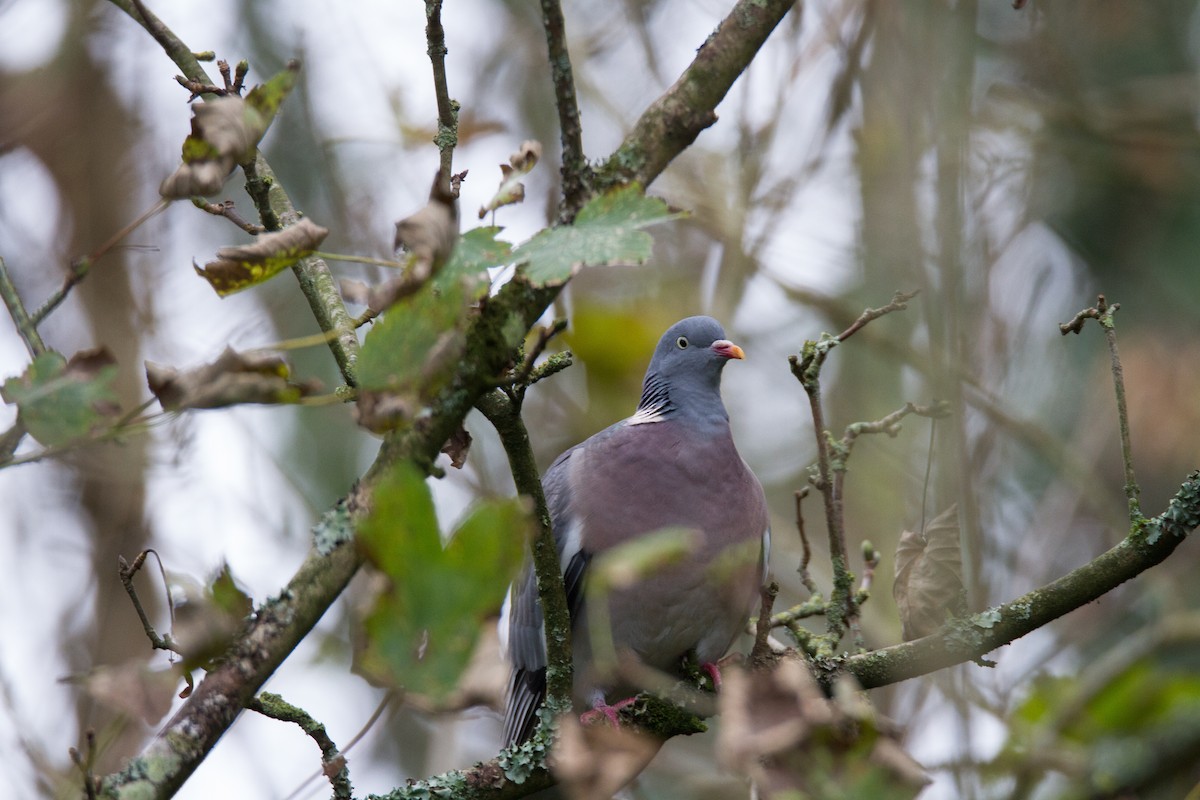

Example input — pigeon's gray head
[635,316,744,421]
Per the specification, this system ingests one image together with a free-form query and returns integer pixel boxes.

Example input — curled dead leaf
[440,424,472,469]
[478,139,542,219]
[146,347,320,411]
[393,171,459,288]
[196,218,329,296]
[893,504,966,640]
[160,97,260,198]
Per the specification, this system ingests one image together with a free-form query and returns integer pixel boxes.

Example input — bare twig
[424,0,458,193]
[247,693,352,800]
[508,318,569,392]
[794,488,818,593]
[191,198,265,234]
[31,199,169,327]
[1059,295,1140,518]
[837,289,919,342]
[750,581,779,665]
[0,257,47,357]
[174,74,228,100]
[69,729,100,800]
[538,0,591,216]
[841,400,951,455]
[118,550,180,655]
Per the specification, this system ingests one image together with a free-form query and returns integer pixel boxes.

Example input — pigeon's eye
[676,336,689,349]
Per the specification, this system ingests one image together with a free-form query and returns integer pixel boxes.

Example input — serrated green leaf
[356,280,471,432]
[511,184,681,286]
[356,464,528,699]
[1,349,120,446]
[436,226,512,291]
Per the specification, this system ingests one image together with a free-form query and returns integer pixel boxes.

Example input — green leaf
[243,62,300,126]
[436,226,512,292]
[1,349,120,447]
[511,184,681,286]
[356,464,528,699]
[356,280,471,432]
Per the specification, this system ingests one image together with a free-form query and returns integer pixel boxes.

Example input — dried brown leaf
[160,97,260,198]
[393,172,459,282]
[196,218,329,296]
[478,139,542,218]
[893,504,966,640]
[440,424,472,469]
[146,347,320,411]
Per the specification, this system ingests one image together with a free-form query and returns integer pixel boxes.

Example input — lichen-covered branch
[247,692,352,800]
[425,0,459,188]
[598,0,796,188]
[538,0,590,216]
[475,389,574,720]
[842,472,1200,689]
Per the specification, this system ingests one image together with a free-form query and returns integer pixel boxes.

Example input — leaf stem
[0,257,47,357]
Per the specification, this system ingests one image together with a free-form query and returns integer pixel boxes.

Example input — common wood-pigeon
[501,316,771,746]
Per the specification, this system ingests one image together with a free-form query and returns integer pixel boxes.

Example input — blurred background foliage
[1,0,1200,798]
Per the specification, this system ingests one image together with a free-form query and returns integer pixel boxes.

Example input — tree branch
[841,472,1200,689]
[538,0,591,216]
[475,389,574,722]
[597,0,797,188]
[425,0,459,191]
[247,692,351,800]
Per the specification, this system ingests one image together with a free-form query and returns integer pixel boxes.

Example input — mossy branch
[842,472,1200,688]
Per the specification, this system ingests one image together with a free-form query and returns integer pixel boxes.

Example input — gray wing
[502,442,591,746]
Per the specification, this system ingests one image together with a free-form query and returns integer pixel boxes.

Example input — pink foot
[579,696,638,728]
[701,662,722,691]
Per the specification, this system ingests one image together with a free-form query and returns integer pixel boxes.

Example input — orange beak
[711,339,745,360]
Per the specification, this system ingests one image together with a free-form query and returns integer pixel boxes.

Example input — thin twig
[0,257,47,357]
[794,488,818,593]
[509,319,568,392]
[538,0,591,216]
[191,198,265,234]
[30,199,169,327]
[424,0,458,194]
[280,691,396,800]
[837,289,919,342]
[1060,295,1140,519]
[69,729,100,800]
[841,400,951,455]
[118,550,180,655]
[749,582,779,665]
[247,692,352,800]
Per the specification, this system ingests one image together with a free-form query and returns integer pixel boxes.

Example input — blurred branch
[538,0,591,216]
[424,0,459,191]
[842,471,1200,689]
[247,693,351,800]
[0,256,47,357]
[598,0,796,188]
[1060,294,1141,519]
